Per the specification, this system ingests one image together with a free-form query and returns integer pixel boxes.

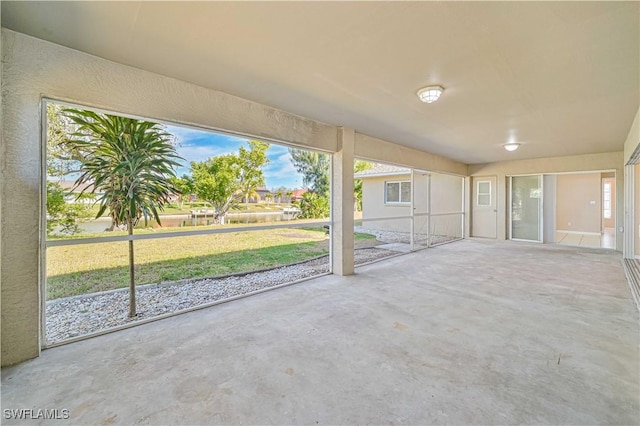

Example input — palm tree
[276,190,284,204]
[64,109,182,317]
[286,190,293,204]
[265,193,273,206]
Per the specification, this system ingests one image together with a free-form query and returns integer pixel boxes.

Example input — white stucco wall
[361,175,412,233]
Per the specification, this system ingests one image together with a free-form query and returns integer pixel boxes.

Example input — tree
[171,174,195,208]
[63,109,182,317]
[191,141,269,223]
[288,149,330,196]
[275,189,283,204]
[46,181,94,236]
[265,193,273,206]
[46,103,83,178]
[354,160,374,211]
[239,141,270,209]
[286,190,293,203]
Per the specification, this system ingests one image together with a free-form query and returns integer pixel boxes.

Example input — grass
[47,227,379,300]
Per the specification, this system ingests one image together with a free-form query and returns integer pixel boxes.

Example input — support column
[331,127,355,276]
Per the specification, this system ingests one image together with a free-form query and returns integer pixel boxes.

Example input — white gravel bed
[354,226,457,246]
[46,247,395,344]
[355,226,420,244]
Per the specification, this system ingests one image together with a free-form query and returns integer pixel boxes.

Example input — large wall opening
[43,100,338,346]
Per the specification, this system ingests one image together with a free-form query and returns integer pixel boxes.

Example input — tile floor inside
[555,227,615,249]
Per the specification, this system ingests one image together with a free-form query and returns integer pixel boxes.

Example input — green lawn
[47,227,378,300]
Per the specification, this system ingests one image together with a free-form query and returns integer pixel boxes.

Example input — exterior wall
[556,173,602,234]
[430,173,464,214]
[361,175,412,233]
[468,152,624,252]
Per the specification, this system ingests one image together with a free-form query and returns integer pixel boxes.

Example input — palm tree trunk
[128,218,136,317]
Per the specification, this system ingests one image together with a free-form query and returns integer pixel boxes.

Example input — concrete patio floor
[2,239,638,425]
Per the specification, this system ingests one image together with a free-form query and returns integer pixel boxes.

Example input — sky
[166,124,302,190]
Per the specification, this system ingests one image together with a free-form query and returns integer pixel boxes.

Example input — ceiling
[2,1,638,164]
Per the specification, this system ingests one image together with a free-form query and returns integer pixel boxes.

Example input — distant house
[290,189,308,202]
[243,187,272,203]
[255,187,271,203]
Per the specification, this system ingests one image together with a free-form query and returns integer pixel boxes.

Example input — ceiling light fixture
[503,142,520,152]
[417,85,444,103]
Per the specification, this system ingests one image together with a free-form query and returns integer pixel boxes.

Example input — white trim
[355,171,410,179]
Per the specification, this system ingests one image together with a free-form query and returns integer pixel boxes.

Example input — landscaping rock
[46,247,396,344]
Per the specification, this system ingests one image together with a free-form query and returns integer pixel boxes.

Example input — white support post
[624,164,634,258]
[331,127,355,276]
[427,173,432,248]
[410,169,415,251]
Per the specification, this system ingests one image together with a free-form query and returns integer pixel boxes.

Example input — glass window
[385,181,411,204]
[603,182,612,219]
[477,181,491,206]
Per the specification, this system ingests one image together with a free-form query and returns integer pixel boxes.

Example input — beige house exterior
[357,164,464,241]
[357,164,413,233]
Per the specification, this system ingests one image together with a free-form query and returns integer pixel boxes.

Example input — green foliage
[296,192,330,219]
[46,103,83,178]
[46,182,94,235]
[354,160,374,211]
[171,175,195,207]
[63,109,183,229]
[191,140,269,222]
[289,149,330,196]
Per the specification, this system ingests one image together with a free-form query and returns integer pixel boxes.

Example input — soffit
[2,1,638,164]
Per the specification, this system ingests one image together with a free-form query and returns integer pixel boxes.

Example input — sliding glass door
[511,175,543,242]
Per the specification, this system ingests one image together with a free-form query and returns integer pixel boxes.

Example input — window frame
[385,180,411,205]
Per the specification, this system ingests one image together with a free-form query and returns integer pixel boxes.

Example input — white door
[472,176,497,238]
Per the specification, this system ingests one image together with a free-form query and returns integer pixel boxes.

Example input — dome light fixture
[503,142,520,152]
[417,85,444,103]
